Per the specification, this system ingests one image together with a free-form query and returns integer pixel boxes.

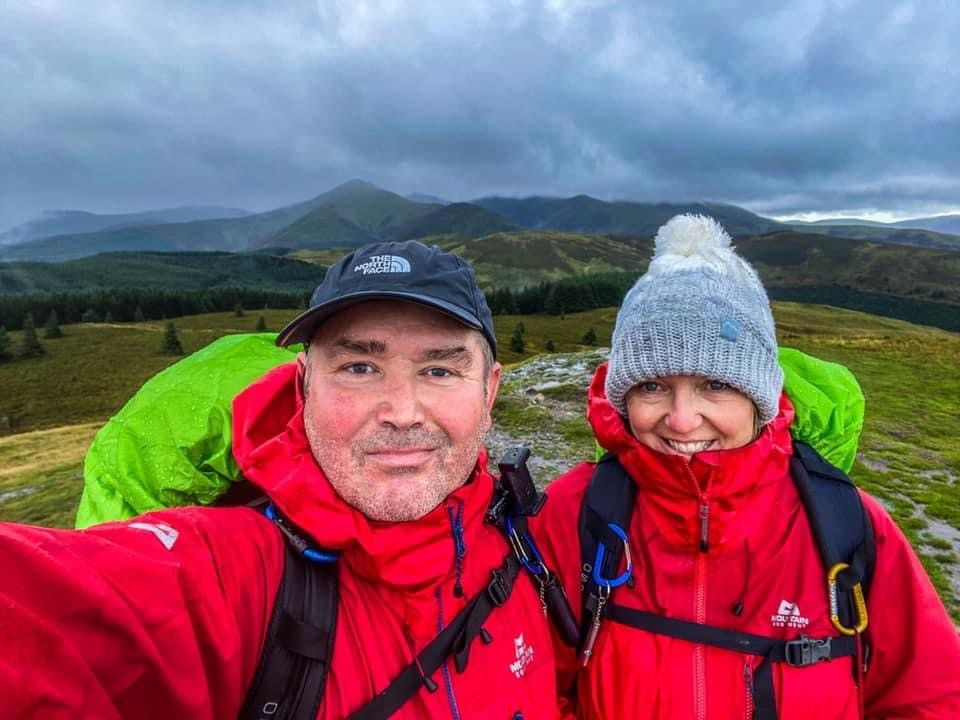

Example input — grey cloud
[2,0,959,230]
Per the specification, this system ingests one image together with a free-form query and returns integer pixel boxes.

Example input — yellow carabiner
[827,562,869,635]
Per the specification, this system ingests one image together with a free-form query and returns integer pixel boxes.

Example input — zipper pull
[537,574,548,617]
[699,502,709,552]
[580,587,609,667]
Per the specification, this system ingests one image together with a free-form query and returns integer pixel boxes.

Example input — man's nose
[377,375,425,428]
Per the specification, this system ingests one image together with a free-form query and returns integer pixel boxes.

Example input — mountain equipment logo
[508,633,535,679]
[129,522,180,550]
[354,254,412,275]
[771,599,809,629]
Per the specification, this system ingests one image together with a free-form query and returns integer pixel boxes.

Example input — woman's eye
[640,381,660,392]
[707,380,729,391]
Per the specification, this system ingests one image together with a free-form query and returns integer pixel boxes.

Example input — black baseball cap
[276,240,497,356]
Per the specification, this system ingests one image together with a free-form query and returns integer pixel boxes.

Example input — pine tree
[0,326,12,363]
[159,321,185,355]
[581,327,598,346]
[509,323,525,354]
[234,302,245,317]
[255,315,267,332]
[81,308,100,323]
[19,313,46,358]
[133,305,146,322]
[545,339,555,352]
[44,310,64,339]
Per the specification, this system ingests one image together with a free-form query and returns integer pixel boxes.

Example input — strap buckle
[487,568,510,607]
[827,562,869,635]
[784,636,832,667]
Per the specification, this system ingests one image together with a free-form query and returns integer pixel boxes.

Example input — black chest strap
[605,604,858,720]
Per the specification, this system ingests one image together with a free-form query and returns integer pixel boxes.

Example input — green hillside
[260,206,376,250]
[435,231,651,287]
[473,196,786,236]
[313,179,438,236]
[787,223,960,251]
[386,202,520,241]
[0,252,324,294]
[5,180,958,262]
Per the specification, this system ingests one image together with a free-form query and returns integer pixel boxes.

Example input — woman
[535,214,960,719]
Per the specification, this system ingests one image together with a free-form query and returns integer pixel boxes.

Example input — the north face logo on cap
[354,254,412,275]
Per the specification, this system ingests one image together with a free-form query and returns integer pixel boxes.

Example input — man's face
[301,300,501,522]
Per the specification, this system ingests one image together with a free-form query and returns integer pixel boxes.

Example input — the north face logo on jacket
[771,599,809,629]
[354,255,411,275]
[509,633,535,678]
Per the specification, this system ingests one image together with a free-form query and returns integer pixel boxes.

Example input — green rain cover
[76,333,297,528]
[778,346,864,473]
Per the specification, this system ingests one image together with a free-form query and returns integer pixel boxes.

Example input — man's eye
[425,367,453,378]
[345,363,374,374]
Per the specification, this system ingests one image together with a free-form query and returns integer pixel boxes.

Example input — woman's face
[624,375,757,457]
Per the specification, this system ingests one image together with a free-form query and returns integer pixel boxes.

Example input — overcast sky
[2,0,958,230]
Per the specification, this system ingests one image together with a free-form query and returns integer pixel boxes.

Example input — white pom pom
[654,214,732,258]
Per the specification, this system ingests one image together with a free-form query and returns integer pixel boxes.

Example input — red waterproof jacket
[533,363,960,720]
[0,362,556,719]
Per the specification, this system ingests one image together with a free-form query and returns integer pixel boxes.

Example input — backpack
[576,441,875,720]
[236,448,558,720]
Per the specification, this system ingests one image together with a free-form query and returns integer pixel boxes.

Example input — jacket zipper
[687,462,710,720]
[435,588,463,720]
[694,548,708,720]
[743,662,755,720]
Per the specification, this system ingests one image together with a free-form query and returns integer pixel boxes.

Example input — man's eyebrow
[420,346,473,365]
[324,337,387,357]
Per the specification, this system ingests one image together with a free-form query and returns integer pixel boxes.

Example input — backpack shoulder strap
[238,530,338,720]
[578,454,637,638]
[791,441,875,632]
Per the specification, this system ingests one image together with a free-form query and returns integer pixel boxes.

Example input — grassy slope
[0,303,957,619]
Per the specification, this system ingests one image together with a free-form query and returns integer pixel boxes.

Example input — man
[0,240,557,719]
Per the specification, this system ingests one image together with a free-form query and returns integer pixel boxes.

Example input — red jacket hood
[231,361,496,594]
[586,362,798,551]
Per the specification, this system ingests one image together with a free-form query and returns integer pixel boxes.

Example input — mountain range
[3,179,959,262]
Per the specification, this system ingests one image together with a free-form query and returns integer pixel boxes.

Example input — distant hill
[0,251,324,294]
[793,214,960,236]
[471,196,786,236]
[3,179,959,262]
[2,228,959,332]
[310,179,438,237]
[784,222,960,251]
[892,214,960,235]
[259,206,377,250]
[405,192,450,205]
[386,203,520,242]
[433,231,650,287]
[0,207,252,247]
[0,180,447,262]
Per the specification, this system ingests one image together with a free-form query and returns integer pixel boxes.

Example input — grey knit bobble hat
[605,214,784,425]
